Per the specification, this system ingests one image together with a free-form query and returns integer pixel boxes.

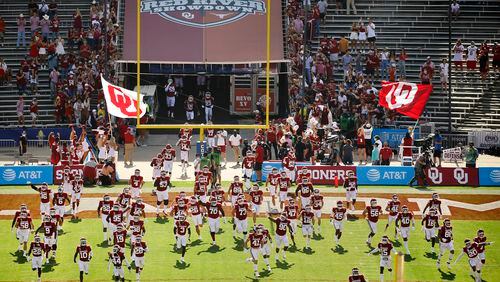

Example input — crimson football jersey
[228,181,244,196]
[300,210,314,225]
[463,242,480,258]
[284,205,298,220]
[249,190,263,205]
[242,156,255,169]
[365,206,382,223]
[76,246,92,261]
[274,217,290,236]
[113,230,127,248]
[396,212,414,228]
[234,202,249,220]
[175,220,190,236]
[332,207,346,221]
[129,175,144,189]
[386,200,401,216]
[438,226,453,243]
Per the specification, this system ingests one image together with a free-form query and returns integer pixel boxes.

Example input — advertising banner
[296,165,355,185]
[443,147,463,162]
[478,168,500,186]
[233,88,253,113]
[468,131,500,149]
[425,167,479,186]
[123,0,284,63]
[0,166,53,185]
[256,88,276,113]
[357,166,414,185]
[53,165,103,185]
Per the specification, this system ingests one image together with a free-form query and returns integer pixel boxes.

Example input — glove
[223,217,227,224]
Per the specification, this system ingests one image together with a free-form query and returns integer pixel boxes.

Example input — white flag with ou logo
[101,76,147,119]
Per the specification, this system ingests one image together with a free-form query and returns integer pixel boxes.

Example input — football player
[150,153,163,180]
[108,245,131,282]
[52,185,70,229]
[368,236,394,282]
[27,234,45,281]
[70,174,84,219]
[117,187,132,218]
[113,224,128,253]
[330,201,347,244]
[11,204,30,231]
[423,193,443,216]
[176,135,191,177]
[107,204,124,245]
[232,195,251,240]
[49,208,62,233]
[395,205,415,254]
[35,215,57,260]
[282,150,296,183]
[241,152,255,190]
[128,169,144,199]
[31,183,52,215]
[474,229,492,266]
[244,226,265,278]
[311,189,324,233]
[131,235,148,281]
[295,177,313,209]
[362,198,382,245]
[14,210,33,256]
[343,172,358,211]
[453,239,483,282]
[268,212,292,261]
[210,183,225,204]
[384,194,401,239]
[277,171,291,210]
[437,218,454,268]
[127,215,146,246]
[284,198,298,245]
[258,224,272,270]
[97,194,114,241]
[62,166,75,194]
[265,168,280,207]
[249,184,263,224]
[228,175,244,207]
[195,166,212,202]
[204,196,226,246]
[74,237,92,282]
[153,170,171,217]
[188,196,204,240]
[174,213,191,263]
[162,144,176,175]
[298,205,314,249]
[130,198,146,221]
[421,208,440,253]
[296,166,311,184]
[348,267,367,282]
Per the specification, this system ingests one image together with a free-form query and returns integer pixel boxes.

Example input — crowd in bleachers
[6,0,121,126]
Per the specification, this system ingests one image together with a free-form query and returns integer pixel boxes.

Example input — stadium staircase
[0,0,96,127]
[313,0,500,131]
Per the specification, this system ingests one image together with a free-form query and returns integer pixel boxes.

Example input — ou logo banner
[453,168,468,184]
[385,82,418,110]
[428,168,442,184]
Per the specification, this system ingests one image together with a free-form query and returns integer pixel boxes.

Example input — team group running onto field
[12,132,493,281]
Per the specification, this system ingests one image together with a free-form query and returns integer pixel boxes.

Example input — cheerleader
[358,21,367,50]
[349,22,358,51]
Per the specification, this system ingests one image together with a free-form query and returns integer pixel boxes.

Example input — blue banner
[357,166,415,185]
[478,167,500,186]
[196,141,207,156]
[0,166,54,185]
[0,127,82,146]
[372,128,420,149]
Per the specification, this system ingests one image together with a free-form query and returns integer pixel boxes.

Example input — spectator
[123,127,136,167]
[398,48,408,80]
[339,35,349,56]
[55,35,64,55]
[464,142,479,168]
[373,135,382,153]
[388,63,397,82]
[362,123,373,159]
[38,0,49,17]
[16,69,27,94]
[466,42,478,77]
[254,142,265,182]
[379,142,393,165]
[366,18,376,49]
[349,22,358,51]
[401,132,413,159]
[380,47,389,81]
[479,42,489,81]
[98,161,115,186]
[493,42,500,73]
[30,98,38,125]
[433,131,443,167]
[19,130,28,160]
[335,0,342,14]
[440,58,449,91]
[265,126,278,160]
[453,39,464,71]
[228,130,242,165]
[342,51,353,74]
[28,0,38,14]
[50,15,60,40]
[420,68,431,84]
[346,0,357,15]
[73,9,82,32]
[420,56,435,81]
[451,0,460,21]
[356,127,366,165]
[293,16,304,34]
[17,14,27,48]
[358,21,367,50]
[49,67,59,97]
[40,14,50,40]
[17,95,25,125]
[29,68,38,95]
[342,139,354,165]
[73,98,83,125]
[29,11,39,36]
[0,16,5,47]
[0,58,10,86]
[317,0,328,24]
[294,136,306,161]
[48,0,58,19]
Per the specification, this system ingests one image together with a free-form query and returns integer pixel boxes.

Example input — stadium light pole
[447,0,453,134]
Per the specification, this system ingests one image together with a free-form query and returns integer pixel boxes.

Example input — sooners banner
[233,88,253,113]
[123,0,284,63]
[53,165,103,185]
[296,165,356,185]
[101,76,147,118]
[378,82,432,119]
[425,167,479,186]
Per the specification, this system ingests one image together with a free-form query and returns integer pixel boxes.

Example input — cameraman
[408,155,429,187]
[433,131,443,167]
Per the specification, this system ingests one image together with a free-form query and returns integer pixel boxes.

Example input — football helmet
[464,239,471,247]
[178,200,186,208]
[351,268,360,276]
[305,205,312,212]
[156,153,162,159]
[133,215,140,222]
[210,197,218,206]
[43,215,51,222]
[136,198,143,204]
[49,208,56,216]
[134,169,140,176]
[104,194,110,201]
[252,184,259,191]
[80,237,87,246]
[289,198,295,205]
[34,234,41,243]
[178,213,187,221]
[58,185,64,193]
[432,193,439,200]
[112,245,120,254]
[117,224,123,232]
[381,235,389,243]
[237,196,245,205]
[313,189,320,195]
[280,212,287,221]
[123,187,130,194]
[234,175,240,181]
[429,208,437,216]
[165,144,172,149]
[337,200,343,208]
[477,229,484,238]
[135,235,142,243]
[20,204,27,212]
[444,218,451,227]
[179,191,187,198]
[402,205,409,213]
[112,204,120,211]
[392,194,398,201]
[370,198,377,207]
[74,174,81,180]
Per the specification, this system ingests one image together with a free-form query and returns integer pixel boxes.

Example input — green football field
[1,218,498,281]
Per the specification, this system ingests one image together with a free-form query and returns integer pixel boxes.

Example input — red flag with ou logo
[101,75,147,119]
[378,82,433,119]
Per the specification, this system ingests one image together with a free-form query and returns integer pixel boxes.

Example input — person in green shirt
[207,148,222,187]
[464,142,479,168]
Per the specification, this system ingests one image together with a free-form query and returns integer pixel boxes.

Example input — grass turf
[0,218,498,281]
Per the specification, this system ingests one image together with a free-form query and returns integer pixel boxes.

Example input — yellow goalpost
[134,0,272,137]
